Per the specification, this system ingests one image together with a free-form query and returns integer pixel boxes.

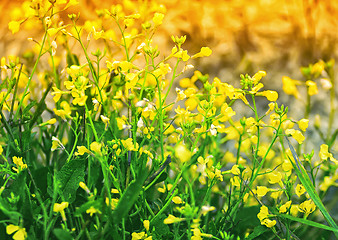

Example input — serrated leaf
[21,130,36,153]
[55,158,85,203]
[32,167,51,197]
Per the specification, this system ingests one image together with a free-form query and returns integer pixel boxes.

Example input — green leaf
[93,121,114,141]
[328,129,338,148]
[151,214,171,238]
[245,225,269,240]
[53,228,73,240]
[55,158,85,203]
[234,205,261,237]
[0,200,22,223]
[21,130,36,153]
[111,166,148,225]
[32,167,51,197]
[22,101,36,117]
[286,136,338,238]
[276,213,338,233]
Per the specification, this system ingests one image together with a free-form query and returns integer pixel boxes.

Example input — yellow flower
[51,136,64,151]
[201,205,215,215]
[265,102,275,115]
[157,184,172,193]
[256,186,269,197]
[270,190,283,199]
[295,184,306,197]
[252,70,266,84]
[262,218,276,228]
[320,78,332,90]
[285,129,305,144]
[86,206,101,217]
[172,196,183,204]
[279,200,292,213]
[230,165,241,175]
[100,115,110,129]
[230,176,241,187]
[72,91,87,106]
[192,47,212,58]
[12,156,27,173]
[65,0,79,9]
[209,167,223,181]
[175,87,187,102]
[79,182,90,194]
[143,220,150,231]
[47,26,65,37]
[131,231,152,240]
[257,205,277,227]
[75,146,91,156]
[119,61,133,72]
[90,142,102,154]
[53,202,69,221]
[219,103,236,122]
[8,20,21,34]
[116,117,126,130]
[268,171,282,184]
[53,101,72,120]
[163,214,184,224]
[105,198,119,210]
[290,205,299,217]
[257,205,269,221]
[306,80,318,96]
[0,145,3,155]
[39,118,57,127]
[51,87,66,103]
[174,50,190,62]
[6,224,27,240]
[251,83,264,93]
[319,144,337,164]
[121,138,139,151]
[282,76,300,99]
[311,61,325,76]
[262,90,278,102]
[108,187,118,194]
[153,13,164,26]
[298,118,309,131]
[298,200,316,216]
[174,144,191,163]
[124,18,135,27]
[282,159,293,174]
[319,176,338,192]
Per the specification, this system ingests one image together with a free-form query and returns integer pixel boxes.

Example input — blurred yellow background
[1,0,338,83]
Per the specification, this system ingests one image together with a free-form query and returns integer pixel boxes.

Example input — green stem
[327,65,335,144]
[14,31,48,121]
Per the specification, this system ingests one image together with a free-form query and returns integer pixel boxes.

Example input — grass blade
[276,212,338,233]
[285,136,338,238]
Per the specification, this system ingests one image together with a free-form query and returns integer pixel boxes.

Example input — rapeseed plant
[0,1,337,240]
